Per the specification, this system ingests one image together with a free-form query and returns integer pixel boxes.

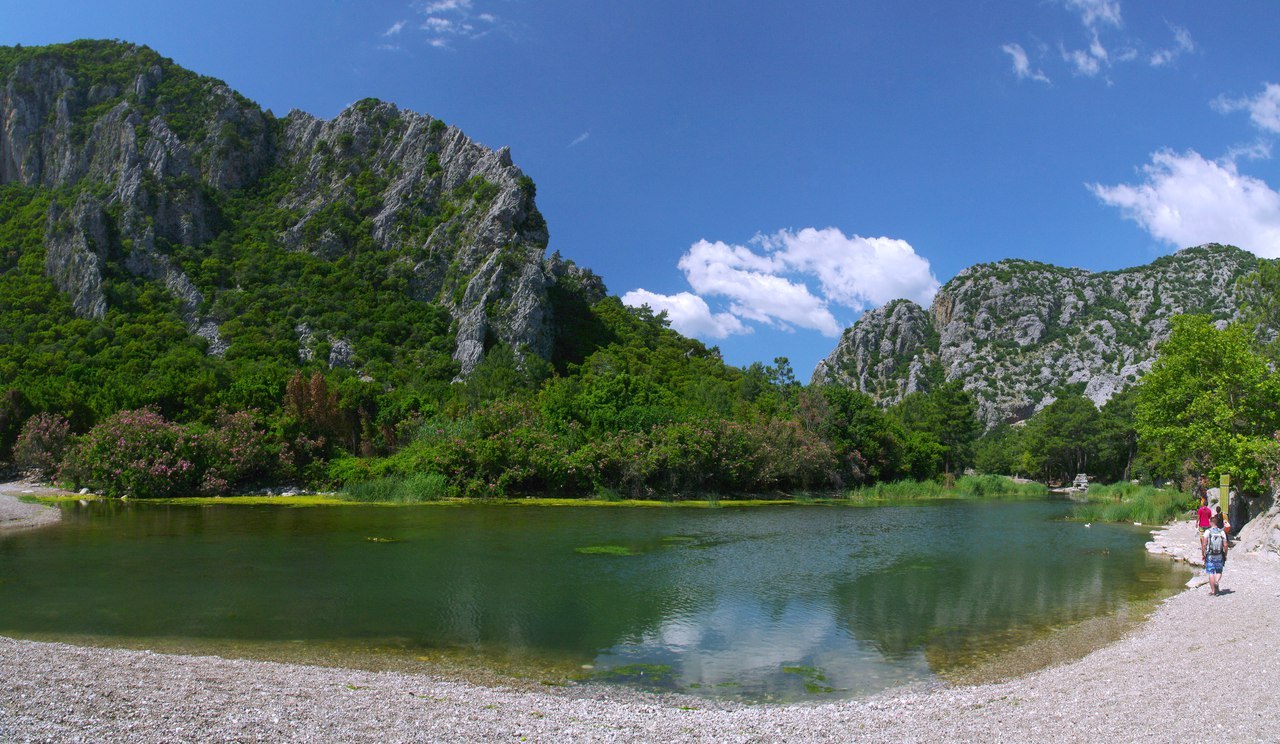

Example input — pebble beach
[2,487,1279,742]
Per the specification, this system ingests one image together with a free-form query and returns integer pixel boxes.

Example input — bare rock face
[275,100,553,376]
[1,43,275,356]
[1236,492,1280,557]
[2,40,573,375]
[813,300,938,401]
[813,245,1259,425]
[43,192,109,318]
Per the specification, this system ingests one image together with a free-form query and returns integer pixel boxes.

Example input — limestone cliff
[0,40,583,375]
[813,245,1259,425]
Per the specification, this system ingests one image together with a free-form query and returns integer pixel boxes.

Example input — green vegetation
[574,545,641,556]
[343,472,449,503]
[847,475,1045,503]
[1133,315,1280,494]
[1070,483,1195,525]
[5,41,1279,522]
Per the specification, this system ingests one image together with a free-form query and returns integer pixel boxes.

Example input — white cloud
[410,0,497,48]
[1063,0,1122,30]
[1002,43,1051,84]
[679,239,843,335]
[1090,149,1280,257]
[1149,25,1194,67]
[1062,31,1109,77]
[422,0,470,12]
[620,290,751,339]
[384,20,407,36]
[568,131,590,147]
[1009,1,1191,82]
[1215,83,1280,135]
[621,228,939,343]
[754,228,940,310]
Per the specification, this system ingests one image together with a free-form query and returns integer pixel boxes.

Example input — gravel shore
[0,480,63,532]
[3,506,1278,742]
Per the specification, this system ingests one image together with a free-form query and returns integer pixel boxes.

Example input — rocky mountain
[0,39,602,378]
[812,244,1259,425]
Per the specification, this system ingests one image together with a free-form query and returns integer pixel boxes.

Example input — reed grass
[342,472,450,503]
[1069,483,1195,524]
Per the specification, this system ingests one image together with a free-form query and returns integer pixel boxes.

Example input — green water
[0,499,1187,701]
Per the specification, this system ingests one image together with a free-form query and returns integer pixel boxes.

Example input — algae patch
[574,545,640,556]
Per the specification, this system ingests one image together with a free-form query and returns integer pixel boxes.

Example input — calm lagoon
[0,499,1187,701]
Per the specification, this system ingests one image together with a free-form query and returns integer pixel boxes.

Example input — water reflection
[0,500,1187,700]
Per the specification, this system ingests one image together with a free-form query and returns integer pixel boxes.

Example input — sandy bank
[0,480,63,532]
[2,522,1279,742]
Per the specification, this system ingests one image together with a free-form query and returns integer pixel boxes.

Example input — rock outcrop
[1,40,577,376]
[813,245,1259,425]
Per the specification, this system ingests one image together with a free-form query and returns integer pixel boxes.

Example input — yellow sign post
[1220,474,1231,532]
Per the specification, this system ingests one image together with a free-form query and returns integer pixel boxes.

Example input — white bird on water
[1084,523,1091,528]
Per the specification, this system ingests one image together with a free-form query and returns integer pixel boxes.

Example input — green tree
[1134,315,1280,494]
[802,386,903,484]
[891,381,981,476]
[974,423,1027,476]
[1236,257,1280,361]
[1022,395,1104,483]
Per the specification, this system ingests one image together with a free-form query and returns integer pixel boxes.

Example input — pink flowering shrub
[195,410,274,494]
[12,412,72,478]
[60,408,200,498]
[59,408,277,498]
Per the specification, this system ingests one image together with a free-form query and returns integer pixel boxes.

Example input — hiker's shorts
[1205,555,1225,574]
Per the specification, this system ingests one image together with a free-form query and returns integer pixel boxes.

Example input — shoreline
[0,479,64,532]
[3,513,1279,740]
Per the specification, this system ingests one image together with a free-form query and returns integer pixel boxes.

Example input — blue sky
[4,1,1280,377]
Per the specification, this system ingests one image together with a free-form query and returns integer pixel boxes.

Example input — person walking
[1201,513,1229,596]
[1196,488,1212,536]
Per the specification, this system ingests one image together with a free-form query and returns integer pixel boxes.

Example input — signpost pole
[1220,474,1231,533]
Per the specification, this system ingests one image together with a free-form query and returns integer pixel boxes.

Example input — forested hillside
[0,40,991,498]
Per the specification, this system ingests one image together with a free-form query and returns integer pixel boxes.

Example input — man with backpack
[1201,513,1229,596]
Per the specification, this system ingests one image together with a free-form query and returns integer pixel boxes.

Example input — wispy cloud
[376,0,501,50]
[1002,43,1051,84]
[1090,149,1280,258]
[1149,25,1195,67]
[624,228,940,341]
[1214,83,1280,134]
[568,131,590,147]
[1006,2,1196,83]
[421,0,499,48]
[1063,0,1122,31]
[1061,32,1108,77]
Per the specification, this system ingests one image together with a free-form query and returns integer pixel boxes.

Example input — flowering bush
[12,412,71,478]
[60,408,199,498]
[59,408,278,498]
[195,410,275,494]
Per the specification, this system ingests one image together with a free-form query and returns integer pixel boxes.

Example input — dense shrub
[60,408,200,498]
[194,410,275,494]
[12,412,71,477]
[59,408,278,498]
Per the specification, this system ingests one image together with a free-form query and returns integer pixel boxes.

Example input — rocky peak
[813,244,1260,425]
[2,40,575,376]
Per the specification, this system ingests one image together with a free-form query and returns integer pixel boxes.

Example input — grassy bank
[847,475,1048,503]
[1068,482,1195,524]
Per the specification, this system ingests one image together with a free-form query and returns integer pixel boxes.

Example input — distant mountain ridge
[0,39,602,379]
[812,244,1259,425]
